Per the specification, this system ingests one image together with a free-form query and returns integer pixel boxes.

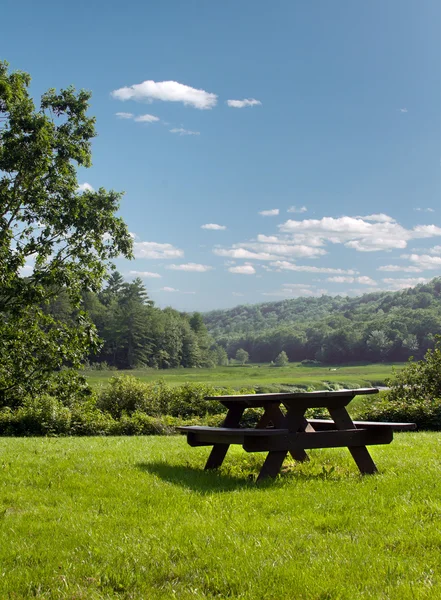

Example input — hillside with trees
[203,278,441,365]
[47,272,228,370]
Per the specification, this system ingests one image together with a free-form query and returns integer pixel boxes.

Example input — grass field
[84,362,403,391]
[1,434,441,599]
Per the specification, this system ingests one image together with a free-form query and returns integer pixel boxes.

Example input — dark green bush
[356,396,441,430]
[96,375,254,420]
[70,399,116,436]
[97,375,153,418]
[0,395,71,436]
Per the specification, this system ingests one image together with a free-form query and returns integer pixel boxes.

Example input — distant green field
[84,362,403,391]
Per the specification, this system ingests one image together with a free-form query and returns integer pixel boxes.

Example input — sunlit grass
[1,433,440,598]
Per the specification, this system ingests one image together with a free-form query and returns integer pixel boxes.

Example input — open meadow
[84,362,402,391]
[1,433,441,599]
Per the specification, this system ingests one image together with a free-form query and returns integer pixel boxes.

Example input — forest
[49,275,441,369]
[204,277,441,364]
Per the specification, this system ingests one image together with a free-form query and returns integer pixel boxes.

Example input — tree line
[48,272,228,370]
[205,278,441,365]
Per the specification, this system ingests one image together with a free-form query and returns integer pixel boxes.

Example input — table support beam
[328,406,378,475]
[204,405,245,471]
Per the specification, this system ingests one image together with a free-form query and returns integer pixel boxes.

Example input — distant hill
[203,278,441,364]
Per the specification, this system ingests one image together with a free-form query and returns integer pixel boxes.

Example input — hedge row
[1,375,440,436]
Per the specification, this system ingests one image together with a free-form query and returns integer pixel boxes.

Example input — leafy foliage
[356,338,441,429]
[0,60,132,404]
[274,351,289,367]
[204,278,441,364]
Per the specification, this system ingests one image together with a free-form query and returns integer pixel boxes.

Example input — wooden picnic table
[178,388,416,481]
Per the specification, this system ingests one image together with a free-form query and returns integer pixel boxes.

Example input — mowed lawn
[1,434,441,599]
[84,362,402,390]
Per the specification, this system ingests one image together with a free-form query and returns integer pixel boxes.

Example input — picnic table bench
[178,388,416,481]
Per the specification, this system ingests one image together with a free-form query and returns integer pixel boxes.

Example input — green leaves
[0,60,133,403]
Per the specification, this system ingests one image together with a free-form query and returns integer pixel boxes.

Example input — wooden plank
[257,451,287,482]
[204,404,245,470]
[177,426,289,435]
[205,388,379,403]
[328,407,378,475]
[243,427,393,452]
[307,419,417,431]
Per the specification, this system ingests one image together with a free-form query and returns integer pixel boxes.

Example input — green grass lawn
[84,362,402,391]
[1,434,441,599]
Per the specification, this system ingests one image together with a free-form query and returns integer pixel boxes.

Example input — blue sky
[4,0,441,310]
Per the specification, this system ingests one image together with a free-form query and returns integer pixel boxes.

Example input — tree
[386,336,441,404]
[366,330,393,361]
[274,351,289,367]
[235,348,249,365]
[0,61,133,403]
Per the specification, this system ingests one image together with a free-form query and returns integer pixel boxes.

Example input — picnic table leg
[328,406,378,475]
[257,409,309,482]
[204,404,245,470]
[259,404,310,463]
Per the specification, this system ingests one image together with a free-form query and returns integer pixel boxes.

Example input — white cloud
[259,209,279,216]
[357,214,396,223]
[228,265,256,274]
[232,292,244,296]
[382,277,429,290]
[415,207,435,213]
[161,287,179,292]
[133,241,184,259]
[111,80,217,109]
[279,215,441,252]
[129,271,162,278]
[401,254,441,270]
[429,246,441,255]
[239,242,326,258]
[201,223,226,230]
[377,265,422,273]
[270,261,358,275]
[357,276,377,285]
[399,108,408,113]
[134,114,160,123]
[287,206,307,214]
[77,183,94,192]
[116,112,160,123]
[327,276,355,283]
[327,276,377,285]
[167,263,212,272]
[262,284,327,298]
[346,238,407,251]
[169,128,200,136]
[214,248,278,261]
[227,98,261,108]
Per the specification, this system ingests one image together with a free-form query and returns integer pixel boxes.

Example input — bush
[97,375,154,418]
[357,396,441,430]
[70,399,116,436]
[0,395,71,436]
[300,359,322,366]
[359,337,441,430]
[97,376,254,420]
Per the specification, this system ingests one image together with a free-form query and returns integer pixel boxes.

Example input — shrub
[97,376,255,420]
[300,359,322,366]
[70,399,116,436]
[358,337,441,430]
[97,375,154,418]
[357,396,441,430]
[0,395,71,436]
[274,351,289,367]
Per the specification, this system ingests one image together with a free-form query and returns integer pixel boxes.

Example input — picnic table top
[205,387,379,402]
